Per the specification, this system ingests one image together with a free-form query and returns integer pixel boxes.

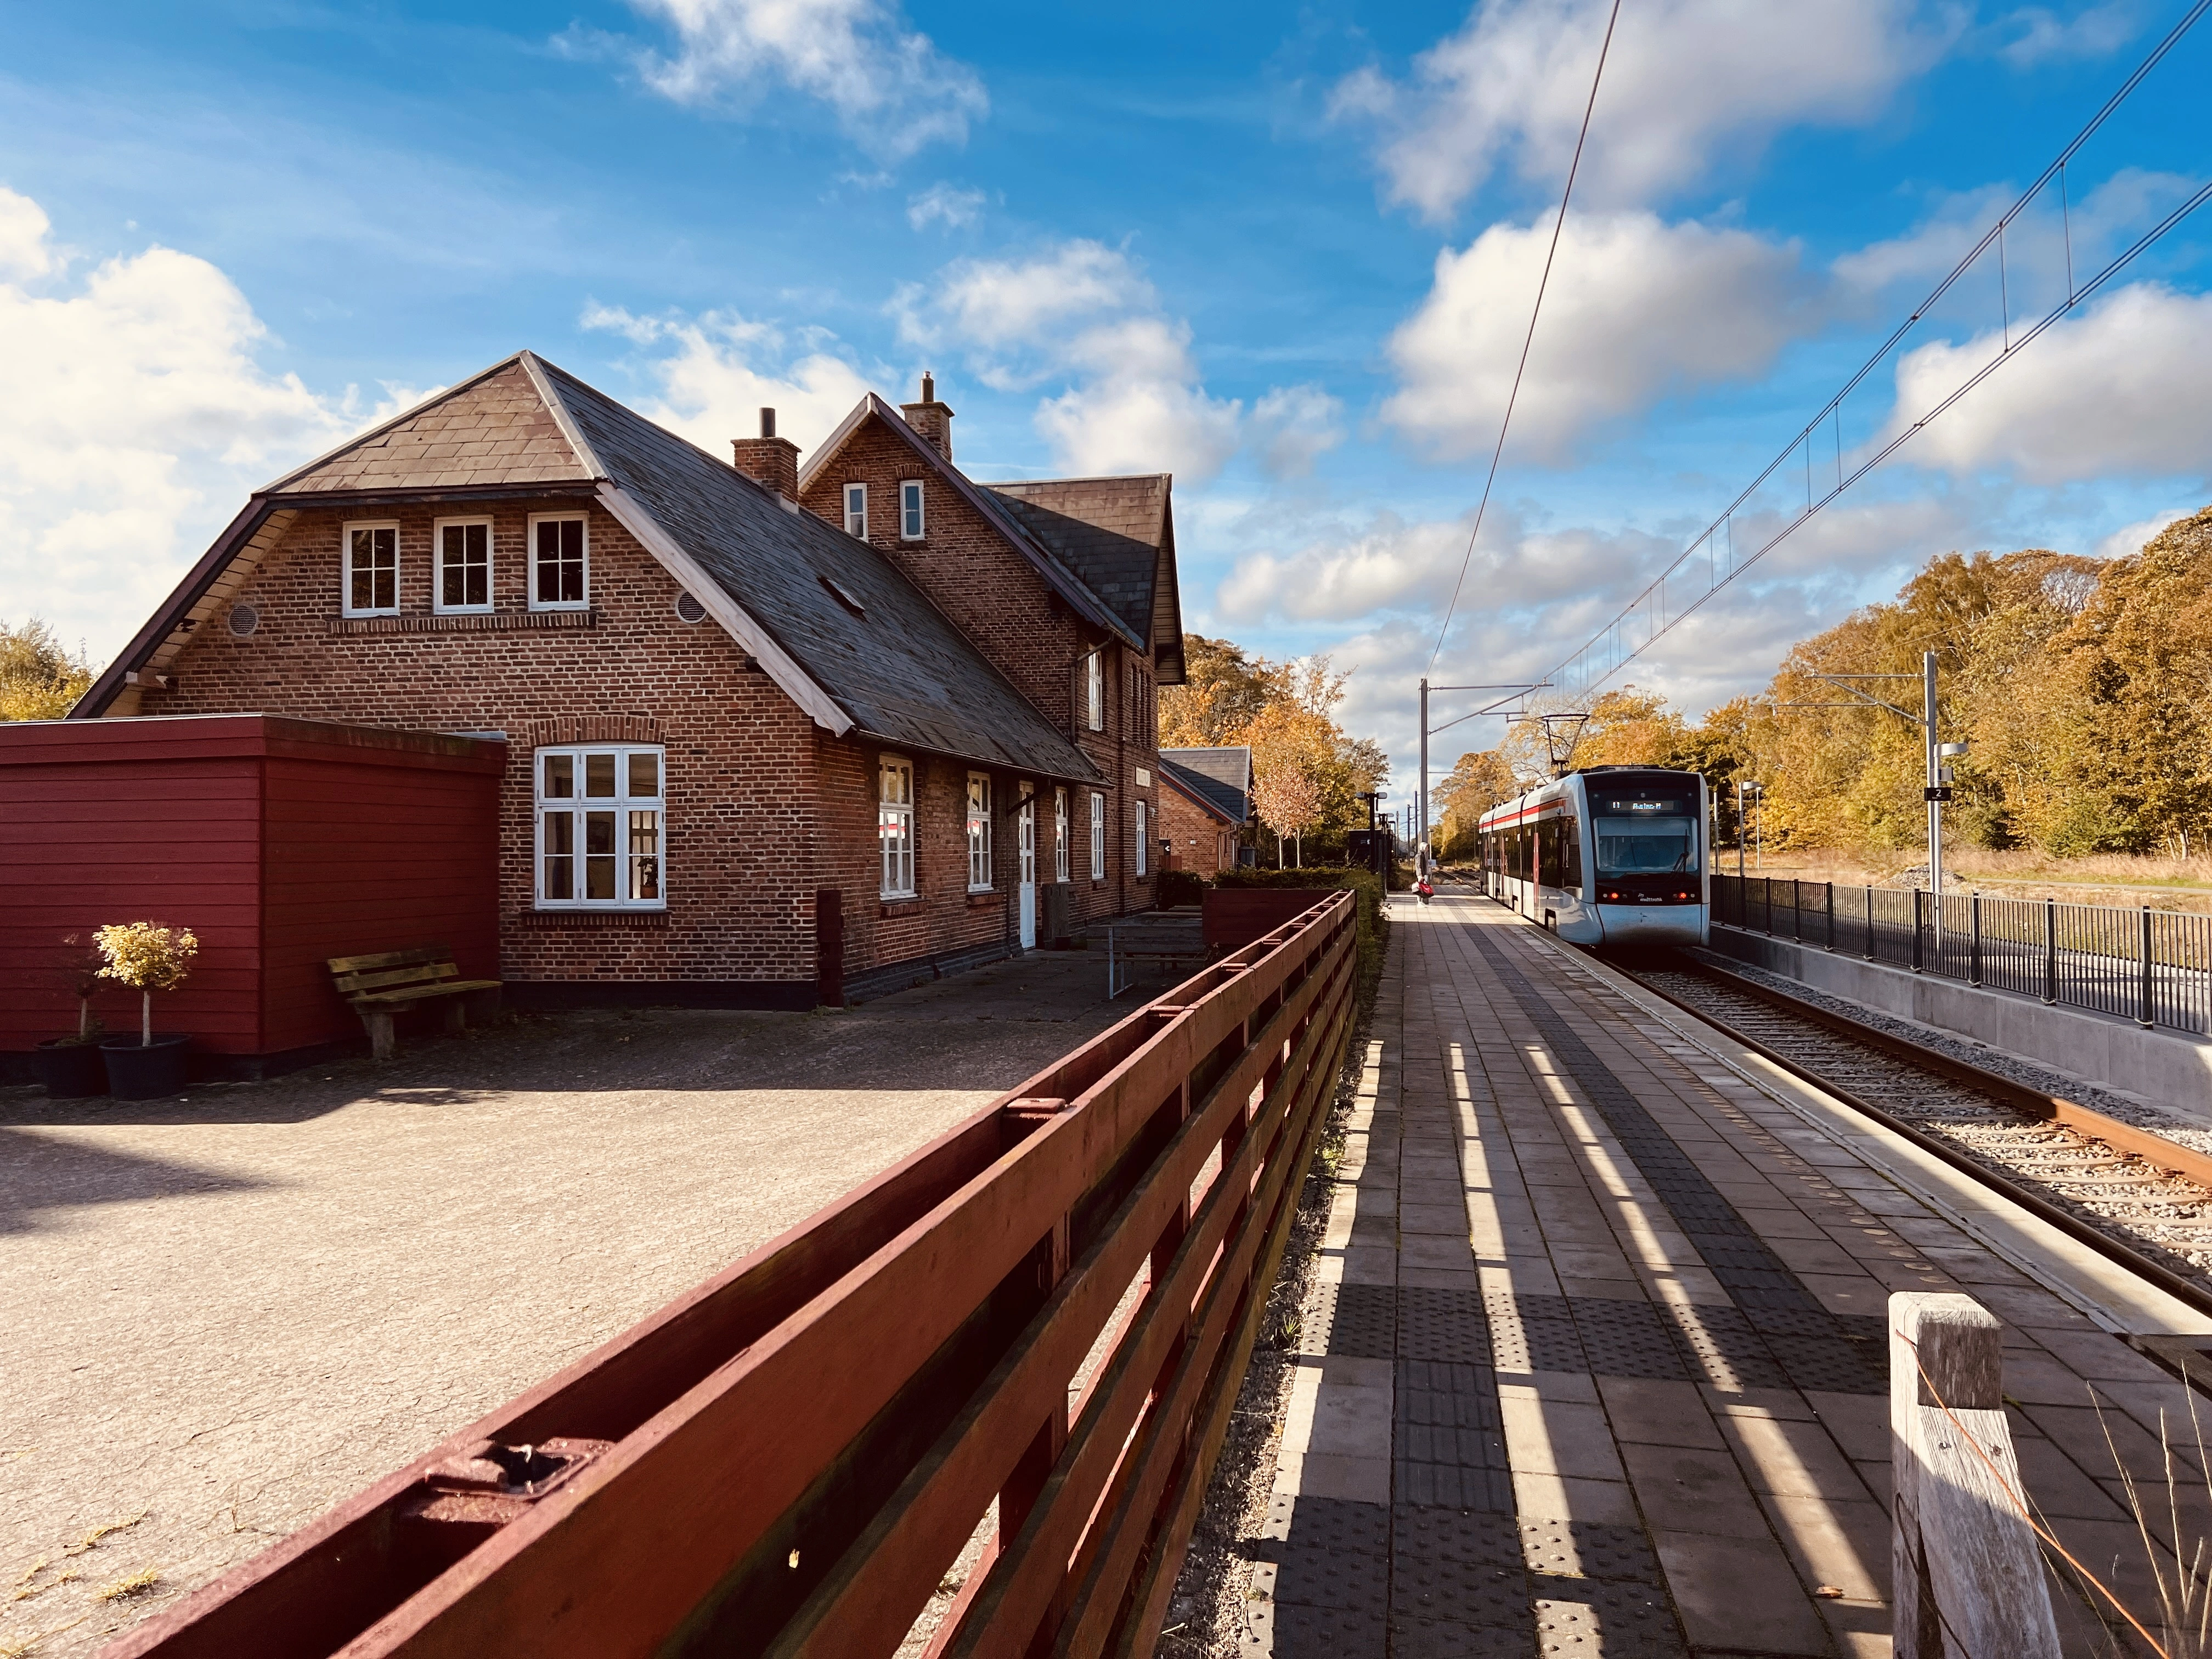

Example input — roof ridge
[988,473,1172,488]
[519,351,608,481]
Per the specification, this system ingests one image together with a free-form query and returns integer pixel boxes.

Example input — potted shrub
[33,934,109,1099]
[94,922,199,1101]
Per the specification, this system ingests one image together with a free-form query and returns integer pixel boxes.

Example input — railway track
[1619,952,2212,1318]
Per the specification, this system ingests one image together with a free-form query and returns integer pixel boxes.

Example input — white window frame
[1085,650,1104,731]
[880,755,916,899]
[844,483,868,538]
[432,515,495,615]
[535,744,667,911]
[341,520,401,618]
[1089,791,1106,881]
[1018,790,1036,885]
[966,772,994,892]
[528,512,590,612]
[1054,787,1070,882]
[900,479,926,540]
[1136,798,1148,877]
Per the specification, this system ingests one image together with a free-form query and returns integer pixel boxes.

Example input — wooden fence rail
[1890,1291,2061,1659]
[104,890,1360,1659]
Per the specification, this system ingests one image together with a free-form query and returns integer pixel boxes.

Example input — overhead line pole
[1418,681,1547,857]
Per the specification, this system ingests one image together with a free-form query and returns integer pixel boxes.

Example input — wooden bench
[328,947,501,1060]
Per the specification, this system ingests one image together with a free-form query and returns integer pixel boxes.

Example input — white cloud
[581,304,874,456]
[907,183,986,232]
[624,0,987,158]
[895,241,1243,480]
[1335,0,1948,220]
[1997,3,2140,69]
[1249,385,1345,479]
[0,188,364,661]
[2095,507,2191,561]
[0,188,57,280]
[1215,503,1677,625]
[1383,211,1813,461]
[1880,282,2212,482]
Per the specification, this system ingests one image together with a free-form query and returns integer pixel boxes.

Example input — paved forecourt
[1250,887,2212,1658]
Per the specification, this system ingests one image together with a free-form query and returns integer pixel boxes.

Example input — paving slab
[1240,891,2212,1657]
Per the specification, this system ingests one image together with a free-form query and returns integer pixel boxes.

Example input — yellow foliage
[94,924,199,992]
[0,617,94,721]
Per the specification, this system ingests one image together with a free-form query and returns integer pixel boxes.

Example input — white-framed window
[1054,787,1070,882]
[966,772,993,891]
[844,483,868,538]
[880,755,915,899]
[342,520,400,617]
[1018,789,1036,885]
[433,516,493,614]
[1085,650,1104,731]
[900,479,926,540]
[1136,798,1148,877]
[1089,791,1106,881]
[529,513,589,610]
[537,745,664,910]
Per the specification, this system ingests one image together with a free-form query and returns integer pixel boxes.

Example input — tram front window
[1595,815,1695,876]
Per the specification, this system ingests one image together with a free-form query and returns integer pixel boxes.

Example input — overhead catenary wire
[1531,0,2212,700]
[1425,0,1623,678]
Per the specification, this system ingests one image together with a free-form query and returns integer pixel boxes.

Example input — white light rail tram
[1476,766,1710,947]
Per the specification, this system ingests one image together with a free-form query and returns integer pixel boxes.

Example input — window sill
[879,897,923,917]
[518,908,669,928]
[329,610,600,636]
[966,891,999,909]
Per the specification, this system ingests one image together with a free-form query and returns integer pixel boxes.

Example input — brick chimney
[732,407,800,499]
[900,373,955,462]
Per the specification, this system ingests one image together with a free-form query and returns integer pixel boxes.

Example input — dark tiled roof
[1160,753,1248,825]
[266,359,590,492]
[986,477,1168,652]
[81,352,1102,784]
[537,364,1099,780]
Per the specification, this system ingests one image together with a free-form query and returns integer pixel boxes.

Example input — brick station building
[72,353,1184,1008]
[1159,747,1251,873]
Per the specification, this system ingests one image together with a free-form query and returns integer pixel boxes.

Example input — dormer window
[900,480,925,540]
[844,483,867,538]
[530,514,589,610]
[342,521,399,618]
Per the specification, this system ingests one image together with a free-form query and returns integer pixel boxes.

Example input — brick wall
[135,499,1023,997]
[798,416,1160,925]
[1160,783,1235,873]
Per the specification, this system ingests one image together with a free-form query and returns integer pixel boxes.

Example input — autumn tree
[1251,765,1322,867]
[1,618,93,721]
[1434,749,1517,860]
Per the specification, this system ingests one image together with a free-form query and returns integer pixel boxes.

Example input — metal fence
[1713,874,2212,1036]
[111,893,1359,1659]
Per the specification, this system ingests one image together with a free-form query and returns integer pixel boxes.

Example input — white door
[1017,794,1037,949]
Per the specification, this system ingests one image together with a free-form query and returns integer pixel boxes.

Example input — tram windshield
[1594,814,1696,876]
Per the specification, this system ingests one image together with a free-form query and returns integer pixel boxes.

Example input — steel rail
[100,891,1360,1659]
[1620,956,2212,1324]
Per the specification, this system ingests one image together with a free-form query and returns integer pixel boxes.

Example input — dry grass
[92,1571,160,1604]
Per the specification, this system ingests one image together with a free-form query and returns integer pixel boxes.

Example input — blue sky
[4,1,2209,796]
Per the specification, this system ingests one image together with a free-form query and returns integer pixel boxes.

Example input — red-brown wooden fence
[104,889,1359,1659]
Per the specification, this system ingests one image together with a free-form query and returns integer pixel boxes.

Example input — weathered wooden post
[1891,1292,2060,1659]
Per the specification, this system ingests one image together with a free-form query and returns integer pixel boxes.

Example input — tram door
[1018,794,1037,949]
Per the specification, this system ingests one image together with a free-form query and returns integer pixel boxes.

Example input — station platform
[1248,891,2212,1657]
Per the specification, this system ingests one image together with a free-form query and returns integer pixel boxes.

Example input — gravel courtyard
[2,952,1142,1657]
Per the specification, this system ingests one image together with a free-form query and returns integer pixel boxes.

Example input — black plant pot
[100,1035,191,1101]
[35,1039,109,1099]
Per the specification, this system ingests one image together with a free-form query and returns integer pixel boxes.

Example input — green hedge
[1214,866,1383,938]
[1155,868,1209,910]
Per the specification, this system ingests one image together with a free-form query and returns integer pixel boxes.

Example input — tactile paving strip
[1530,1575,1689,1657]
[1390,1558,1530,1627]
[1239,1599,1387,1658]
[1391,1504,1522,1568]
[1396,1284,1491,1363]
[1483,1290,1588,1374]
[1303,1281,1396,1361]
[1257,1493,1392,1554]
[1396,1358,1510,1512]
[1464,930,1888,1396]
[1386,1611,1534,1659]
[1515,1518,1664,1584]
[1566,1297,1693,1383]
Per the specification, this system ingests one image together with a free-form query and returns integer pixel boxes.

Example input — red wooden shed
[1,714,503,1079]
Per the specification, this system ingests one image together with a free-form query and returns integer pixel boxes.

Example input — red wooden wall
[0,715,503,1072]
